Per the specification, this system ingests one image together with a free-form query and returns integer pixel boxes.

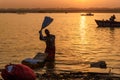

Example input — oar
[41,16,53,30]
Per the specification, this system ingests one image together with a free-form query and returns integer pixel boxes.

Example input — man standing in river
[39,29,56,62]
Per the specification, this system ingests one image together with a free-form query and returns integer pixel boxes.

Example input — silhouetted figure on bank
[39,29,56,62]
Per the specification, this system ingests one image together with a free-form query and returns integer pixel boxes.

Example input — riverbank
[35,72,120,80]
[0,8,120,13]
[34,68,120,80]
[1,70,120,80]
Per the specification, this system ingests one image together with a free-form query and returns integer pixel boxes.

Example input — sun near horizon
[0,0,120,8]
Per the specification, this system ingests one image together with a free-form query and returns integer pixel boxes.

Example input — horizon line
[1,7,120,9]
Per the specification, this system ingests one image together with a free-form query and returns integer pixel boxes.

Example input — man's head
[45,29,50,36]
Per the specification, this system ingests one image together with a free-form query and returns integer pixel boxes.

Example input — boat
[95,20,120,27]
[95,15,120,27]
[81,13,94,16]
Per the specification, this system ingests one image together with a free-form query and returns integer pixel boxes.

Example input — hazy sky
[0,0,120,8]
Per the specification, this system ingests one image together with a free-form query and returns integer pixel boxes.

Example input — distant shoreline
[0,8,120,13]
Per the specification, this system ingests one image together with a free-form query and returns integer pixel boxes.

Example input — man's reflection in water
[45,61,55,74]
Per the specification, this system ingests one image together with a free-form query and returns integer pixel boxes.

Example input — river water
[0,13,120,74]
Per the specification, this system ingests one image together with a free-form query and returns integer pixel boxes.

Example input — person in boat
[109,15,116,22]
[39,29,56,62]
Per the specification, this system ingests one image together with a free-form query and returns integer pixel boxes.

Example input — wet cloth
[1,64,36,80]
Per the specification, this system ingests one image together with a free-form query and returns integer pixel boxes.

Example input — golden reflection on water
[79,16,87,44]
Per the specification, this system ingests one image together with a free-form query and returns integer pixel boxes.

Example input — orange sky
[0,0,120,8]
